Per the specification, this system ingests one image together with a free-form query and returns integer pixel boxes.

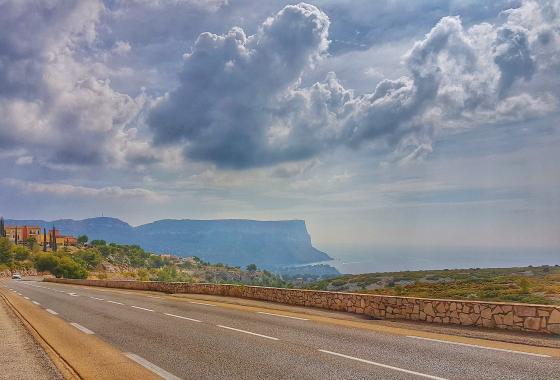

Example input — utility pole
[15,225,18,245]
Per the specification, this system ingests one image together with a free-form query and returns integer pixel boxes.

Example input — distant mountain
[5,217,330,267]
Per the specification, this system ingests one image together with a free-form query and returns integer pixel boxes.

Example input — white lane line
[46,309,59,315]
[107,300,124,305]
[131,305,154,312]
[89,296,104,301]
[24,296,30,300]
[164,313,201,323]
[406,336,551,358]
[67,292,79,297]
[32,301,40,305]
[318,350,448,380]
[257,311,309,321]
[147,295,162,299]
[217,325,279,341]
[189,301,216,307]
[70,322,95,335]
[124,353,182,380]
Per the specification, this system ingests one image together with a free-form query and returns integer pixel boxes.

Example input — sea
[315,245,560,275]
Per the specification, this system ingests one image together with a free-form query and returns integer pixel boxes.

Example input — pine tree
[0,217,5,238]
[43,228,47,252]
[51,226,57,252]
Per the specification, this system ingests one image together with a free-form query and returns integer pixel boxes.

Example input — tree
[54,256,88,279]
[0,237,13,265]
[13,245,30,261]
[77,235,89,244]
[76,249,102,269]
[91,240,106,246]
[35,253,59,273]
[246,263,257,272]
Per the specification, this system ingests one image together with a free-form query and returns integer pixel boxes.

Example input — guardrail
[45,278,560,335]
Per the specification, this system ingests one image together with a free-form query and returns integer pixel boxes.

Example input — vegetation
[1,236,288,286]
[307,265,560,305]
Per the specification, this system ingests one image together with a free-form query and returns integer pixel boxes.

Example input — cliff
[5,217,330,267]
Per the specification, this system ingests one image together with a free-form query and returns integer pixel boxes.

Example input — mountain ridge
[5,217,330,267]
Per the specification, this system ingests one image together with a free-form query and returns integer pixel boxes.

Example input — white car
[12,273,21,280]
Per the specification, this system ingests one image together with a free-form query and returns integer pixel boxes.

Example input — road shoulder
[0,291,63,380]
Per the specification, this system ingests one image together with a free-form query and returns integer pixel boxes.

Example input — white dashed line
[67,293,79,297]
[24,296,30,300]
[131,305,154,312]
[125,353,182,380]
[147,295,162,299]
[257,311,309,321]
[70,322,95,335]
[46,309,59,315]
[217,325,279,341]
[164,313,201,322]
[32,301,40,305]
[318,350,448,380]
[107,300,124,305]
[189,301,216,307]
[406,336,551,358]
[89,296,104,301]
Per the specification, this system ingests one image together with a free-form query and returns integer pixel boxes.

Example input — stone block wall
[45,278,560,335]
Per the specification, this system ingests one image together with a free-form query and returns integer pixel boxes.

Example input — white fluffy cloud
[0,0,153,168]
[148,1,560,169]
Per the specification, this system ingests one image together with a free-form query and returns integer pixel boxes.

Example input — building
[3,223,77,248]
[35,228,78,248]
[4,225,41,243]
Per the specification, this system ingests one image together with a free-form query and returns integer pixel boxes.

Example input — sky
[0,0,559,256]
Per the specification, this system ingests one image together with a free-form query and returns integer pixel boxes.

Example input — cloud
[0,0,154,169]
[4,179,165,201]
[148,1,560,170]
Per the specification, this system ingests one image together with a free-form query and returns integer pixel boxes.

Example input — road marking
[89,296,104,301]
[257,311,309,321]
[46,309,59,315]
[406,336,551,358]
[32,301,40,305]
[107,300,124,305]
[67,292,78,297]
[164,313,201,322]
[124,353,182,380]
[131,305,154,312]
[318,350,448,380]
[189,301,216,307]
[24,296,30,300]
[70,322,95,335]
[217,325,279,341]
[147,295,162,299]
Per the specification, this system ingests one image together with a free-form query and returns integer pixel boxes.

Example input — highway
[2,279,560,380]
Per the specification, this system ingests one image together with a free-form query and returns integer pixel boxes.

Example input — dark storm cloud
[148,1,559,169]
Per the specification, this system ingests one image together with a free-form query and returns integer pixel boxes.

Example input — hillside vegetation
[0,237,289,287]
[307,265,560,305]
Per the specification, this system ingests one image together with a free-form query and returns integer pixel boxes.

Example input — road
[2,279,559,380]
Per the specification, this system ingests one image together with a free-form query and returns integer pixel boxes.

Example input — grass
[307,265,560,305]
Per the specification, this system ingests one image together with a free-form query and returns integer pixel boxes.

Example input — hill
[306,265,560,305]
[5,217,330,267]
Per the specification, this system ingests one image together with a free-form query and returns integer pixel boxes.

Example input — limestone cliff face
[6,218,330,267]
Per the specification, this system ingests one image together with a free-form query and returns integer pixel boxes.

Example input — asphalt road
[4,279,560,380]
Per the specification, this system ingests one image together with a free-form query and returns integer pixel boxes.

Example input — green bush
[34,253,88,279]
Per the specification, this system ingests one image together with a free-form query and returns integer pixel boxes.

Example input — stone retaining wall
[45,278,560,335]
